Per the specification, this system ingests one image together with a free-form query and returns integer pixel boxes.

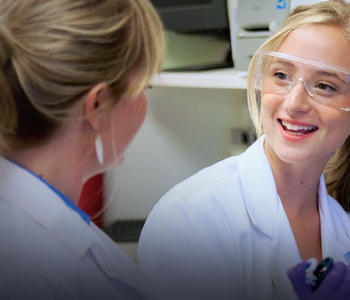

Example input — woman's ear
[84,83,109,131]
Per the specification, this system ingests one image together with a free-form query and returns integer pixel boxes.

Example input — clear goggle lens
[255,51,350,111]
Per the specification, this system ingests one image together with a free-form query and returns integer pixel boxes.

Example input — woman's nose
[283,79,312,115]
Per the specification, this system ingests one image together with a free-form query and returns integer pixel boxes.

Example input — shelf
[151,68,247,90]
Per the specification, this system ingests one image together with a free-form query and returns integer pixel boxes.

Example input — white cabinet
[151,68,247,89]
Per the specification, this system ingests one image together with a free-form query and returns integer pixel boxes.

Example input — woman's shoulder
[145,150,259,236]
[156,155,242,209]
[153,138,266,213]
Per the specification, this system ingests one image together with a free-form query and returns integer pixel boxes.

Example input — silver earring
[95,134,104,165]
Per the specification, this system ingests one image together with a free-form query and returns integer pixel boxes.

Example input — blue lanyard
[10,159,90,225]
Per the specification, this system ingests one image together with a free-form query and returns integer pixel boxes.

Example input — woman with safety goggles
[138,1,350,299]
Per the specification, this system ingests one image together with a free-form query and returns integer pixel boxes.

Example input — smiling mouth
[278,119,318,135]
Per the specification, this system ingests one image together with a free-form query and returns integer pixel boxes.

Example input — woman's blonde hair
[0,0,165,151]
[246,0,350,211]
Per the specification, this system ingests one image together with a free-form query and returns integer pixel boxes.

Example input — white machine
[228,0,337,70]
[229,0,291,70]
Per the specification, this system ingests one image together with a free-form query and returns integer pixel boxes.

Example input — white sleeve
[137,192,245,300]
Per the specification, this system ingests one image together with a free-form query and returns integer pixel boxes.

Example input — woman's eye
[273,71,288,80]
[315,82,337,93]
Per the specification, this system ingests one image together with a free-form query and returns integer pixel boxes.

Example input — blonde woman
[138,1,350,299]
[0,0,164,299]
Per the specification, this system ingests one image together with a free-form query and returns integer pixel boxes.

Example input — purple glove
[287,260,350,299]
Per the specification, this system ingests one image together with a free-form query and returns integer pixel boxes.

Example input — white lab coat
[138,137,350,300]
[0,156,151,300]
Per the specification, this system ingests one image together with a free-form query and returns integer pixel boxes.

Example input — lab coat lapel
[237,136,280,239]
[268,201,300,300]
[237,138,299,299]
[319,176,350,263]
[0,156,93,257]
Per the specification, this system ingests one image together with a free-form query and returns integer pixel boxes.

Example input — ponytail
[0,0,164,153]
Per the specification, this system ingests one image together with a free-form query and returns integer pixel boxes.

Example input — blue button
[277,0,287,9]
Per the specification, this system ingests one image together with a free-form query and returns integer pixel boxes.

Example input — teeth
[281,120,317,132]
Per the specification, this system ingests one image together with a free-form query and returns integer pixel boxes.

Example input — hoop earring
[95,134,104,165]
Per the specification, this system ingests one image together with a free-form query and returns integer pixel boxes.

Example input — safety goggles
[255,51,350,111]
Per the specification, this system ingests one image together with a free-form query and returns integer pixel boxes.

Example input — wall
[104,86,249,225]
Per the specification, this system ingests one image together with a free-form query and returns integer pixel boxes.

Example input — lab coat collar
[0,156,93,257]
[237,136,281,239]
[0,156,149,289]
[238,137,350,258]
[319,175,350,262]
[269,175,350,299]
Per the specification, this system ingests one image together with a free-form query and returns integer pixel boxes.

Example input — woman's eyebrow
[270,59,296,68]
[315,70,347,84]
